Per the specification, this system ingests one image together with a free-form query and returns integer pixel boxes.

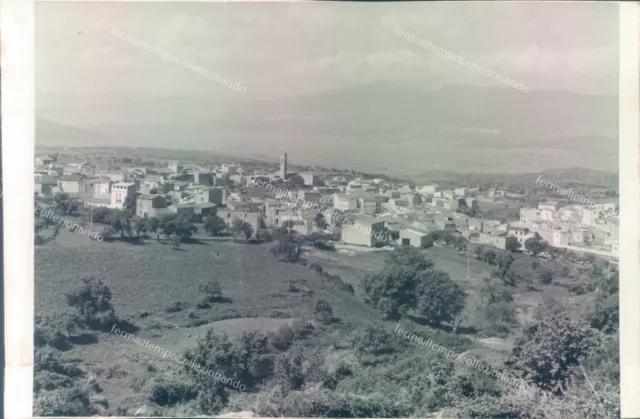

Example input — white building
[110,181,137,209]
[399,228,432,248]
[333,194,357,211]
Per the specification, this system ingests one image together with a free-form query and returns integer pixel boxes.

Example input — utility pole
[466,247,470,279]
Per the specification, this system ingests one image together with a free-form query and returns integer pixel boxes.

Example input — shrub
[139,375,198,406]
[34,371,75,391]
[34,387,92,416]
[269,325,296,351]
[34,348,84,377]
[165,301,186,313]
[271,237,302,262]
[65,276,117,330]
[256,229,273,242]
[314,300,334,324]
[199,280,225,302]
[350,325,394,358]
[539,268,553,285]
[34,313,72,349]
[195,297,211,309]
[309,263,323,273]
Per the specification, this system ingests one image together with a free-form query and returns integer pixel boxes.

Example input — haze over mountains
[37,81,618,175]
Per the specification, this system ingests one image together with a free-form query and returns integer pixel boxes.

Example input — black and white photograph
[5,0,636,417]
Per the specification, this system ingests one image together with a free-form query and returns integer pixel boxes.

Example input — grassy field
[35,231,602,416]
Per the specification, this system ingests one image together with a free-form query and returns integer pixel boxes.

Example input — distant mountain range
[36,81,618,174]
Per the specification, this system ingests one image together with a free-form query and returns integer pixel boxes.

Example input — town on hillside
[34,150,619,259]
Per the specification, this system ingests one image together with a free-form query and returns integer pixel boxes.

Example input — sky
[34,2,620,175]
[36,1,619,101]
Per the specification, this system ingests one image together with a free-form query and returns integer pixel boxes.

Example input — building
[553,230,569,246]
[334,194,358,211]
[341,215,385,247]
[435,214,456,232]
[298,190,321,203]
[454,187,468,197]
[399,228,432,248]
[538,201,559,212]
[110,181,137,209]
[91,178,111,198]
[300,172,320,186]
[507,225,535,250]
[136,194,168,218]
[280,153,288,179]
[35,155,56,166]
[196,187,226,205]
[477,232,507,250]
[56,174,87,194]
[416,184,440,195]
[465,198,479,210]
[194,171,217,186]
[220,164,237,175]
[168,161,184,174]
[219,209,263,233]
[520,207,540,224]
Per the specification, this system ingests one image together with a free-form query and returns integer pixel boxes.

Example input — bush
[195,297,211,309]
[34,348,84,377]
[271,237,302,262]
[309,263,323,273]
[34,371,75,392]
[314,300,334,324]
[65,276,117,330]
[199,280,225,302]
[269,325,296,351]
[35,313,72,349]
[165,301,186,313]
[350,325,394,358]
[34,387,92,416]
[539,268,553,284]
[256,229,273,242]
[138,375,198,406]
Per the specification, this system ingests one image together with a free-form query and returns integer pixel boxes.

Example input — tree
[199,280,224,302]
[524,233,549,256]
[65,276,117,330]
[314,300,333,324]
[314,213,327,229]
[505,236,520,252]
[539,268,553,285]
[350,325,394,358]
[415,270,466,326]
[203,214,226,236]
[108,210,132,238]
[230,218,251,241]
[271,237,302,262]
[53,193,78,215]
[147,217,161,242]
[507,309,600,394]
[132,216,147,237]
[481,248,497,265]
[473,278,518,337]
[241,222,254,241]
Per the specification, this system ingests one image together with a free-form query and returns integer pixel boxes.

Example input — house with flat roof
[399,228,432,248]
[341,215,385,247]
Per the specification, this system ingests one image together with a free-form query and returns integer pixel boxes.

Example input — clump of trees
[271,237,302,262]
[231,218,253,241]
[361,248,466,326]
[524,232,549,256]
[507,301,600,394]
